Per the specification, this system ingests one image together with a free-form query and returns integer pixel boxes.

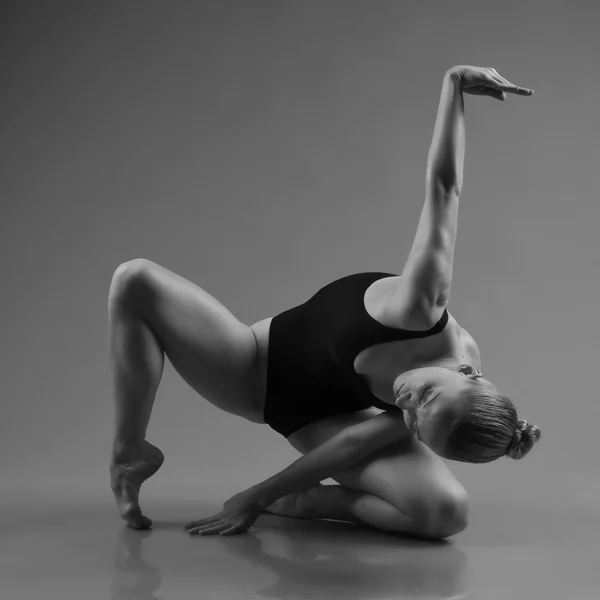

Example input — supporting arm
[248,431,373,508]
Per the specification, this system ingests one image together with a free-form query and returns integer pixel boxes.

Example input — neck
[415,355,463,372]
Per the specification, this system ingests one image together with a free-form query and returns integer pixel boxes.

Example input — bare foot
[263,484,323,520]
[110,440,164,529]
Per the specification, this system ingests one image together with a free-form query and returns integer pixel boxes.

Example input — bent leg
[108,264,168,529]
[329,438,470,539]
[110,259,263,421]
[107,258,262,529]
[109,272,165,448]
[266,483,416,533]
[287,413,469,539]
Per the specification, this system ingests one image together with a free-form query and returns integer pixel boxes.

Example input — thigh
[288,410,468,522]
[332,437,468,520]
[109,259,263,422]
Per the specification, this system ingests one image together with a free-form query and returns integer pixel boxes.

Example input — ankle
[112,439,145,463]
[306,484,357,523]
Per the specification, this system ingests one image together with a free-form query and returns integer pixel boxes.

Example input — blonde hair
[443,379,541,463]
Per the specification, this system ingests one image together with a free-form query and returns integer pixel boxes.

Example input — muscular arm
[248,430,378,506]
[391,66,532,324]
[389,70,464,322]
[426,69,465,194]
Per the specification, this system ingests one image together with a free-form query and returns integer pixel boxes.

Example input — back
[263,272,449,438]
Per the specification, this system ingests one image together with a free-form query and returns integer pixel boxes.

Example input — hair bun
[506,419,542,460]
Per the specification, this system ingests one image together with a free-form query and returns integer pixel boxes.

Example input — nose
[400,385,420,401]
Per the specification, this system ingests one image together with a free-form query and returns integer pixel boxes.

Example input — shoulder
[366,275,448,331]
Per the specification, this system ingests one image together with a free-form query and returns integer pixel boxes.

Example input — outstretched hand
[184,489,266,536]
[449,65,534,101]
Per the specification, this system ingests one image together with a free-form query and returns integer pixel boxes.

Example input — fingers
[189,522,226,535]
[186,519,246,536]
[502,82,534,95]
[184,513,247,536]
[488,72,533,95]
[184,515,220,529]
[219,525,243,536]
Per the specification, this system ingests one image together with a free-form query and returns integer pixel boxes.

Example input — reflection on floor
[1,469,599,600]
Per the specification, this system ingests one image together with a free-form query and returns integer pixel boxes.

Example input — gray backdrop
[2,0,599,515]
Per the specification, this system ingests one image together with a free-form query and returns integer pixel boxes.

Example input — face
[393,364,484,455]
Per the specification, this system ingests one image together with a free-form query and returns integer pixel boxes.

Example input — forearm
[425,70,465,195]
[248,432,369,507]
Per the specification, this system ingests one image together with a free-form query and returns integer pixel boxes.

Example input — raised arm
[426,65,533,195]
[386,66,533,327]
[426,68,465,196]
[385,70,463,327]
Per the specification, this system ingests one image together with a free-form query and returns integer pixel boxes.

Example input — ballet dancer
[109,64,540,540]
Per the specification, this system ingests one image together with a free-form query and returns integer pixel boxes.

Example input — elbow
[426,176,461,199]
[342,431,376,456]
[341,430,362,447]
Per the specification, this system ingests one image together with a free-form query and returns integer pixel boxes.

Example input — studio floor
[1,467,599,600]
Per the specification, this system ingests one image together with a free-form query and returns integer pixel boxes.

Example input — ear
[457,364,483,378]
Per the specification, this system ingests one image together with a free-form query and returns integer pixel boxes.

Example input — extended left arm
[426,69,465,195]
[389,70,464,324]
[388,66,533,324]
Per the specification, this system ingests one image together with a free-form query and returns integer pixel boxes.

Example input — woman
[109,65,541,540]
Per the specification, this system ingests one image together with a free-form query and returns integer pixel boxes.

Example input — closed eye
[422,389,441,408]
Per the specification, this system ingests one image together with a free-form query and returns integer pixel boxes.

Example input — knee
[109,259,154,310]
[418,490,470,540]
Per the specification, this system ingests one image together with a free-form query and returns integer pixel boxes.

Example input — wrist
[444,69,462,86]
[246,484,275,509]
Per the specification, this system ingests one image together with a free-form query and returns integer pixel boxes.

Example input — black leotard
[263,272,449,438]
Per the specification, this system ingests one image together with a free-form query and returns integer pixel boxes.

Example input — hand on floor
[184,489,265,536]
